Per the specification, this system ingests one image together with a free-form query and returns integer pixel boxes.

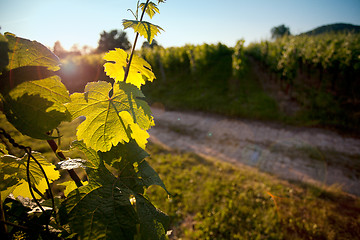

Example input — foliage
[142,39,159,49]
[139,42,280,120]
[271,24,291,39]
[104,48,155,88]
[246,32,360,130]
[96,29,131,53]
[0,1,169,239]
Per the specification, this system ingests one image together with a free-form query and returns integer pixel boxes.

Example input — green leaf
[71,140,101,169]
[59,166,138,240]
[4,32,60,72]
[0,152,60,202]
[2,76,71,139]
[0,33,9,72]
[0,142,8,156]
[99,139,149,168]
[104,48,155,88]
[135,193,169,240]
[99,140,169,195]
[123,19,163,44]
[138,159,170,195]
[0,33,70,139]
[58,180,88,197]
[67,81,153,152]
[99,140,150,194]
[140,2,160,19]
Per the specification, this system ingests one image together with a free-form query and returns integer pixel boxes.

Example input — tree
[97,29,131,52]
[53,40,66,58]
[271,24,291,39]
[141,39,159,49]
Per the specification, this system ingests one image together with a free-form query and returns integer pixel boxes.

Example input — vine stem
[123,0,150,82]
[46,139,83,187]
[25,149,46,213]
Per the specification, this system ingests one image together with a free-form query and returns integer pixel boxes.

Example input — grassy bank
[146,144,360,239]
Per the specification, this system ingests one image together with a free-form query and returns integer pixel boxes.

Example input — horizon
[1,0,360,51]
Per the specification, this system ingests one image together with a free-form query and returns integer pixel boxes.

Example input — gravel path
[149,107,360,196]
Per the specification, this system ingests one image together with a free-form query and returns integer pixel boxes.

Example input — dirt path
[148,107,360,196]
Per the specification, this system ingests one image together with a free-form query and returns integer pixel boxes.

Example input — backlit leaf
[104,48,155,88]
[123,19,163,44]
[0,143,8,156]
[0,152,60,201]
[4,32,60,72]
[2,76,71,139]
[0,33,70,139]
[59,180,88,197]
[140,2,160,19]
[67,81,153,152]
[0,33,9,72]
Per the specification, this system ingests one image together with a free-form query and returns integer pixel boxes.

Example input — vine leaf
[58,180,88,197]
[135,193,170,239]
[2,76,71,139]
[67,81,153,152]
[3,32,60,72]
[60,154,169,240]
[0,143,8,156]
[0,34,9,72]
[138,159,170,195]
[0,152,60,202]
[104,48,155,88]
[59,166,138,240]
[99,140,169,195]
[71,140,101,169]
[123,19,163,44]
[0,33,70,139]
[140,2,160,19]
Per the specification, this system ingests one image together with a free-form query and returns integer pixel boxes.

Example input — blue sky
[1,0,360,50]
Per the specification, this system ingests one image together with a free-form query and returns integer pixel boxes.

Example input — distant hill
[300,23,360,36]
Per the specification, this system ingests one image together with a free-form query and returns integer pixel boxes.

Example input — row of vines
[246,32,360,129]
[58,32,360,130]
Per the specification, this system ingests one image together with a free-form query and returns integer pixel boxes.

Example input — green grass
[146,143,360,240]
[1,114,359,239]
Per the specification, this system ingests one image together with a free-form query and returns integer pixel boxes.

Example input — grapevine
[0,1,169,239]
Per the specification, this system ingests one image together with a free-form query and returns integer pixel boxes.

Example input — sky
[1,0,360,51]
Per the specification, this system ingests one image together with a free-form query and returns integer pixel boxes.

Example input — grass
[1,114,360,239]
[145,144,360,239]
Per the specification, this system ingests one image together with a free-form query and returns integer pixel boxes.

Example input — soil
[149,107,360,196]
